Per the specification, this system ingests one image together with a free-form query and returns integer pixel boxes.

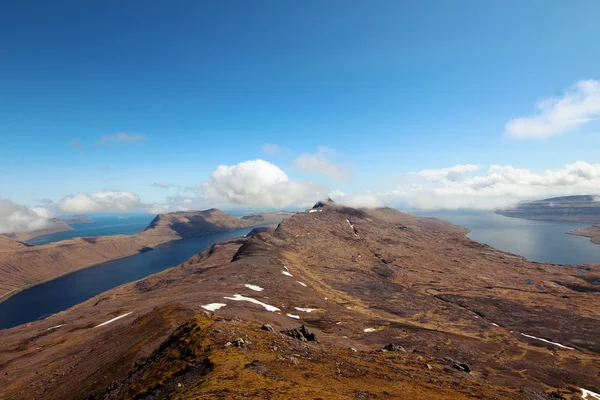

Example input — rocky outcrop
[282,325,319,343]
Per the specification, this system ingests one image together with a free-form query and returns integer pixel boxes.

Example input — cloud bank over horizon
[328,191,384,208]
[389,161,600,209]
[4,157,600,231]
[59,191,142,213]
[0,198,54,234]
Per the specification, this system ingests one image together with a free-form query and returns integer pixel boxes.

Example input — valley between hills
[0,204,598,399]
[0,209,292,302]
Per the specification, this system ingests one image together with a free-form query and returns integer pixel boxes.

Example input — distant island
[0,209,293,302]
[496,195,600,223]
[61,214,94,225]
[496,195,600,246]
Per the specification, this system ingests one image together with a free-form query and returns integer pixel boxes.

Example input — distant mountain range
[0,209,293,302]
[496,195,600,223]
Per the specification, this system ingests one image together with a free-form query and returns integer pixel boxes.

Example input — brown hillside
[0,210,291,301]
[0,205,598,399]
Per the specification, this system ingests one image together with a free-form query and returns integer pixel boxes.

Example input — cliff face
[0,204,598,399]
[497,195,600,223]
[0,209,291,301]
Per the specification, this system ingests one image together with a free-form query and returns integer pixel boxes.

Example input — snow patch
[294,307,315,313]
[46,324,65,331]
[346,219,358,236]
[309,209,318,213]
[244,284,264,292]
[201,303,227,311]
[283,265,289,271]
[224,294,280,312]
[363,328,376,333]
[296,281,307,287]
[287,313,300,319]
[282,270,293,277]
[520,333,574,350]
[491,322,499,327]
[581,388,600,399]
[94,312,133,328]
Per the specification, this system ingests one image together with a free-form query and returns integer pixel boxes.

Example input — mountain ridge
[0,204,597,399]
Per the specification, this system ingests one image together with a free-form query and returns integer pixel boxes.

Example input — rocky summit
[0,204,599,399]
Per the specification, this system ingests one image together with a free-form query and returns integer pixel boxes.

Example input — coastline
[0,237,172,305]
[0,223,278,306]
[567,226,600,246]
[3,225,73,243]
[493,211,600,247]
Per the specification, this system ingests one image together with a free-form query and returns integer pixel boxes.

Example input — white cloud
[329,189,346,199]
[417,164,481,182]
[97,132,148,145]
[388,161,600,209]
[203,159,328,208]
[38,198,55,205]
[59,191,142,213]
[150,182,175,189]
[505,80,600,139]
[145,203,189,214]
[261,143,282,154]
[144,195,202,214]
[0,198,54,234]
[294,147,351,181]
[330,192,384,208]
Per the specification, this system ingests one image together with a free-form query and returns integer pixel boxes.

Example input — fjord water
[0,227,255,330]
[414,210,600,265]
[26,214,154,245]
[1,211,599,330]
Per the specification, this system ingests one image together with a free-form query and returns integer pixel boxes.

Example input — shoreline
[3,225,74,244]
[494,212,600,247]
[0,239,170,305]
[567,227,600,246]
[0,223,276,306]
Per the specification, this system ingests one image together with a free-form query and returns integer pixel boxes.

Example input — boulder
[261,324,276,333]
[383,343,406,352]
[282,325,319,343]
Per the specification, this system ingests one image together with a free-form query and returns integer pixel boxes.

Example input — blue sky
[1,1,600,222]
